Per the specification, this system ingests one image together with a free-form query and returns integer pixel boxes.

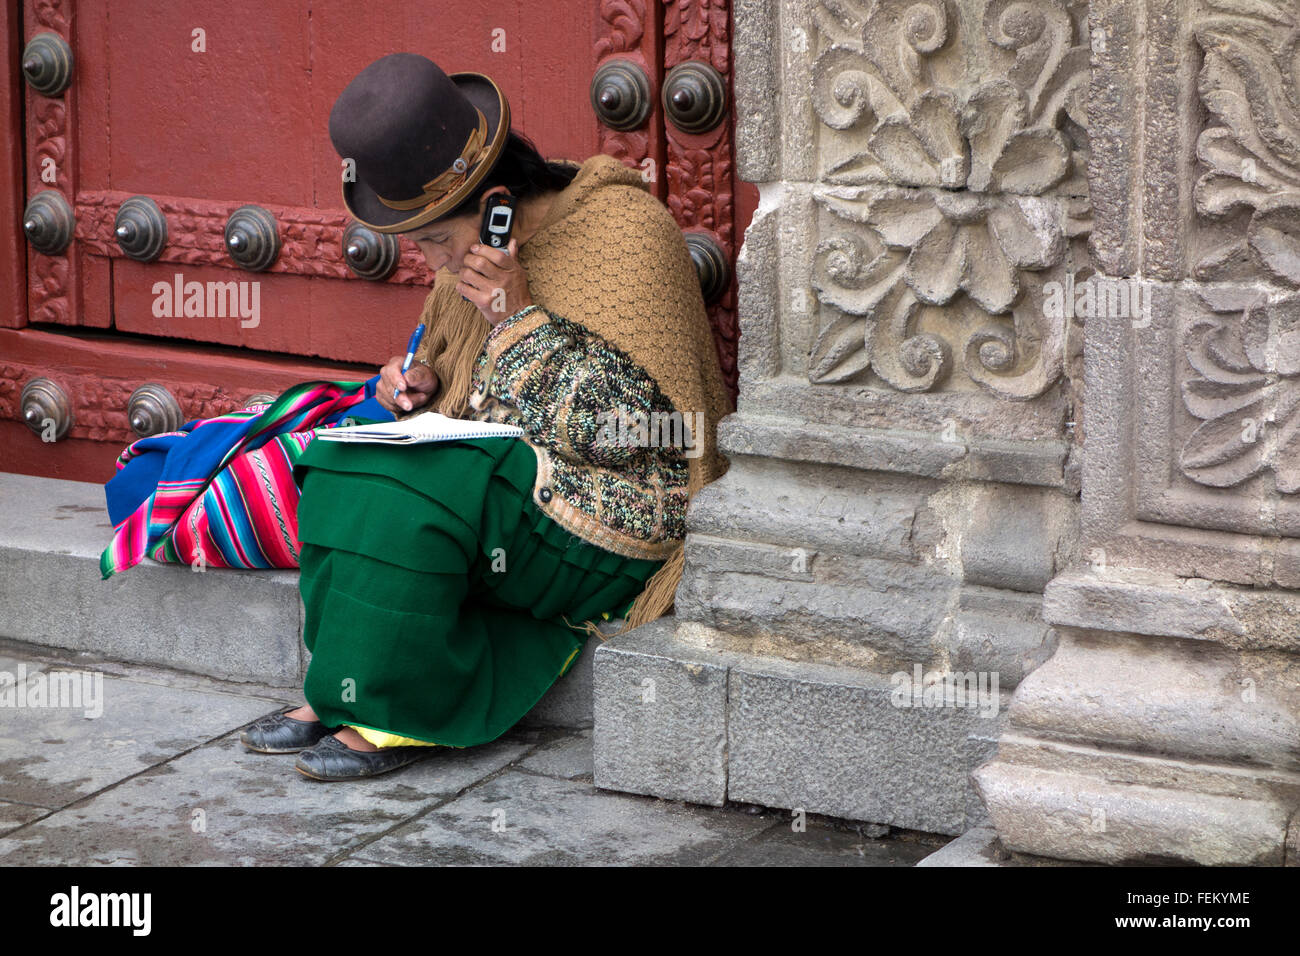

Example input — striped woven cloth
[100,380,379,578]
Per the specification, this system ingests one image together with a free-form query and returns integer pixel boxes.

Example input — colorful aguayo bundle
[100,380,374,577]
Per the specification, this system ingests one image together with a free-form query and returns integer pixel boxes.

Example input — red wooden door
[3,0,755,482]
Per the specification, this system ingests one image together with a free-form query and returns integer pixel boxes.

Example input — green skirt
[292,435,663,748]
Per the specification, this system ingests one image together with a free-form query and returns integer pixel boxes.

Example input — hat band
[378,108,490,211]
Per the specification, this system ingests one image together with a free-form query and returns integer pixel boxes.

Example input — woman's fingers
[404,362,437,394]
[457,275,496,316]
[378,355,439,413]
[401,364,437,410]
[377,357,404,411]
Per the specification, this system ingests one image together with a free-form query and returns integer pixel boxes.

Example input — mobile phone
[480,194,516,250]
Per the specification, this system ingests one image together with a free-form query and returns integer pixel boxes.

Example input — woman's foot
[294,732,427,781]
[283,706,378,752]
[330,727,379,752]
[259,705,427,778]
[240,704,336,754]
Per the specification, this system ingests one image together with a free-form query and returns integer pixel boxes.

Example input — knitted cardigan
[469,303,695,558]
[417,155,732,621]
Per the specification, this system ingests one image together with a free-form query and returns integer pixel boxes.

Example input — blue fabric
[343,373,395,425]
[102,376,392,528]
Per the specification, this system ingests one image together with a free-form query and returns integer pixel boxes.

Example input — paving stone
[708,820,941,867]
[333,856,397,866]
[0,655,44,680]
[515,728,594,781]
[351,771,771,866]
[0,730,533,866]
[0,671,273,809]
[0,800,47,837]
[915,826,1009,867]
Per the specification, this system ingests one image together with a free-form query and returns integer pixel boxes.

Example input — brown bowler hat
[329,53,511,233]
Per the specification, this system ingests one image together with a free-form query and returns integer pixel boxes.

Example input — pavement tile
[0,800,47,837]
[0,672,273,808]
[708,820,943,866]
[0,731,532,866]
[348,770,771,866]
[514,728,595,780]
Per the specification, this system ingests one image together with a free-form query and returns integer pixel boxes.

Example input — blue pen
[394,322,427,402]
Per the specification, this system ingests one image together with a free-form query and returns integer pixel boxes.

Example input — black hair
[442,129,578,219]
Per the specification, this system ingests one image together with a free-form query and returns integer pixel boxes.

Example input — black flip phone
[479,194,516,250]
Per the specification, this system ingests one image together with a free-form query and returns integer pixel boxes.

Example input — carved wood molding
[0,361,274,444]
[664,0,740,403]
[596,0,655,168]
[75,191,431,284]
[26,0,75,326]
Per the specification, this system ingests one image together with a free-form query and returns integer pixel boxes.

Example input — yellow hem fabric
[349,725,444,749]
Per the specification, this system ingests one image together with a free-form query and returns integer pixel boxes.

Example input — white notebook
[316,411,524,445]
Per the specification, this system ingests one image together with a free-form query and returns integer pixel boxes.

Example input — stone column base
[973,570,1300,866]
[593,618,1005,836]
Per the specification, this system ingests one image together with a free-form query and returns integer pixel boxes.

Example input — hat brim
[341,72,510,234]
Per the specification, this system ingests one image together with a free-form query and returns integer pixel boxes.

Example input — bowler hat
[329,53,511,233]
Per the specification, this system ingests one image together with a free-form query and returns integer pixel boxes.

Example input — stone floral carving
[1193,0,1300,285]
[806,0,1089,399]
[1180,293,1300,493]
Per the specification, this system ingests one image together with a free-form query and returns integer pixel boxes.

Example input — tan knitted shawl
[413,154,732,632]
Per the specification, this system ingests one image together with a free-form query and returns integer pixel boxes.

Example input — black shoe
[294,735,430,781]
[240,709,337,754]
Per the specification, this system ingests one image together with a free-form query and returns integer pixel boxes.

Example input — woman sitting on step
[100,53,730,781]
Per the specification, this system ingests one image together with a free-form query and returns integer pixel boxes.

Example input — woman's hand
[458,238,533,327]
[377,355,439,414]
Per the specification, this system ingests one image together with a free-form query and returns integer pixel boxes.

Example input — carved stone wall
[595,0,1091,838]
[597,0,1300,861]
[735,0,1088,440]
[973,0,1300,864]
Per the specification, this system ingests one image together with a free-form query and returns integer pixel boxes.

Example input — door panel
[308,0,601,198]
[104,2,316,207]
[9,0,753,481]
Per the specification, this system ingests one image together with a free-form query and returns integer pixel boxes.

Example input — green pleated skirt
[291,434,663,748]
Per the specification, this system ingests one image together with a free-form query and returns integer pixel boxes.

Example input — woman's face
[403,187,508,276]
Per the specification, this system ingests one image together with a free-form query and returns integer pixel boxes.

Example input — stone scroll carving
[1179,291,1300,495]
[805,0,1090,400]
[1176,0,1300,496]
[1192,0,1300,286]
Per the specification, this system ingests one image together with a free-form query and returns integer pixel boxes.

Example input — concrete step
[592,618,1003,835]
[0,471,595,726]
